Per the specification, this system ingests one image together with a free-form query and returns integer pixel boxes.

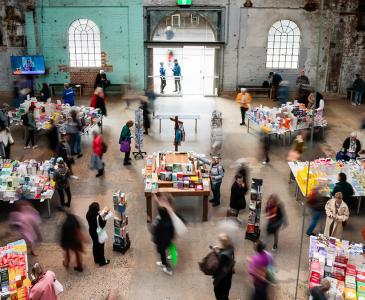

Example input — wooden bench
[237,85,273,100]
[154,114,200,133]
[50,83,84,97]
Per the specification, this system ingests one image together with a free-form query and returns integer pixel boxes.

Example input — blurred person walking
[24,104,38,149]
[212,233,235,300]
[324,192,349,239]
[269,72,282,100]
[119,120,133,166]
[66,110,83,158]
[277,81,289,106]
[39,83,51,102]
[90,87,107,117]
[265,194,287,251]
[46,119,59,156]
[152,205,175,276]
[305,186,328,236]
[236,88,252,126]
[9,201,41,256]
[60,212,85,272]
[62,83,75,106]
[29,263,58,300]
[57,133,77,179]
[86,202,111,266]
[228,174,248,218]
[248,241,274,300]
[296,69,310,104]
[91,131,105,177]
[53,158,72,208]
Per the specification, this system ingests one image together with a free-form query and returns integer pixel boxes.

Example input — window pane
[273,62,279,68]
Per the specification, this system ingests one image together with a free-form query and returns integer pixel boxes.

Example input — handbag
[170,212,187,236]
[120,140,131,153]
[96,216,108,244]
[53,279,64,295]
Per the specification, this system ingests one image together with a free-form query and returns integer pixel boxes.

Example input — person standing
[172,59,181,93]
[53,158,71,208]
[29,263,58,300]
[86,202,111,266]
[324,192,350,239]
[332,172,354,208]
[24,104,38,149]
[94,70,110,90]
[296,69,310,103]
[39,83,51,102]
[119,120,133,166]
[277,81,289,106]
[160,62,166,94]
[153,206,175,276]
[248,241,274,300]
[0,125,14,159]
[353,74,365,106]
[342,132,361,160]
[140,100,151,135]
[67,110,83,158]
[62,83,75,106]
[60,212,85,272]
[236,88,252,126]
[305,186,328,236]
[212,233,235,300]
[228,174,248,217]
[198,156,224,207]
[91,131,104,177]
[265,194,286,251]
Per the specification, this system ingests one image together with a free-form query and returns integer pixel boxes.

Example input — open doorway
[150,46,218,96]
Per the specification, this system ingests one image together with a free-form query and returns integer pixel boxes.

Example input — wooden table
[145,187,210,223]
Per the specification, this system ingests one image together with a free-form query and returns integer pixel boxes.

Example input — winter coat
[119,125,131,144]
[172,64,181,77]
[332,181,354,205]
[53,166,70,189]
[29,271,57,300]
[229,182,248,211]
[353,78,365,92]
[324,198,349,238]
[60,213,83,251]
[92,135,103,156]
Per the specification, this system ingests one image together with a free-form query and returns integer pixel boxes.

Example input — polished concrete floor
[0,94,364,300]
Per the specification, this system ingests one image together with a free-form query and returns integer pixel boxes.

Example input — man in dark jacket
[332,172,354,208]
[353,74,365,106]
[306,186,328,236]
[342,132,361,160]
[229,175,248,216]
[269,72,282,100]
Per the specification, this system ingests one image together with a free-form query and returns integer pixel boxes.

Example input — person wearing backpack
[248,241,274,300]
[152,206,175,276]
[212,233,235,300]
[24,104,38,149]
[53,158,71,208]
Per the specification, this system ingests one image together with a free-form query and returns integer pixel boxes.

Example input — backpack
[21,113,28,126]
[198,251,220,276]
[102,142,108,154]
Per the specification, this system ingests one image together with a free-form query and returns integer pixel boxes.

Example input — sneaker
[77,154,83,158]
[212,202,220,207]
[272,245,278,252]
[162,266,173,276]
[167,256,171,260]
[99,259,110,267]
[209,199,215,203]
[24,146,31,149]
[156,261,164,267]
[32,145,39,149]
[352,102,356,106]
[262,161,267,165]
[123,161,132,166]
[70,175,79,180]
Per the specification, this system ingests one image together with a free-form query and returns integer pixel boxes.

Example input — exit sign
[177,0,192,5]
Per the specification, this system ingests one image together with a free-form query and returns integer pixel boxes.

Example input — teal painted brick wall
[25,12,36,54]
[28,1,144,90]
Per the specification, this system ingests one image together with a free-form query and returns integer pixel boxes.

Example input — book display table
[143,152,211,222]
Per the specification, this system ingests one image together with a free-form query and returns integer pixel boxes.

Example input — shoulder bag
[96,216,108,244]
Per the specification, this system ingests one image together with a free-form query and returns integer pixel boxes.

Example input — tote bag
[120,140,131,153]
[96,216,108,244]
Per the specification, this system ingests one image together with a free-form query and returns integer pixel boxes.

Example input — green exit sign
[177,0,192,5]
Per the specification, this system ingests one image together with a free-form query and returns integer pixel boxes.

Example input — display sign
[177,0,192,6]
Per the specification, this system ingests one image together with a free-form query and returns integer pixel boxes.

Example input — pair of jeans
[212,182,222,204]
[25,129,35,146]
[174,78,181,92]
[354,91,363,105]
[306,209,322,235]
[57,187,72,206]
[70,132,81,155]
[160,78,166,93]
[240,107,248,124]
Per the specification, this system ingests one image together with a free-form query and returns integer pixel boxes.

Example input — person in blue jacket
[172,59,181,93]
[62,83,75,106]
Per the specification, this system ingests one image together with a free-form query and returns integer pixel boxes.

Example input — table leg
[195,119,197,133]
[357,196,361,215]
[247,118,250,133]
[159,119,162,133]
[146,195,152,223]
[202,195,208,222]
[47,199,51,218]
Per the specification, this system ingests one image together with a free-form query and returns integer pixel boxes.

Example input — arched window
[266,20,300,69]
[68,19,101,67]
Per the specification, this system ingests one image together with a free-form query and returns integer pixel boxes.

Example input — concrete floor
[0,94,364,300]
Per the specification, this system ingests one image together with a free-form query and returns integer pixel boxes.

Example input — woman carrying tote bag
[86,202,111,267]
[119,120,134,166]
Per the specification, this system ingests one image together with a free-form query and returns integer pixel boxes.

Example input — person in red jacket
[91,131,104,177]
